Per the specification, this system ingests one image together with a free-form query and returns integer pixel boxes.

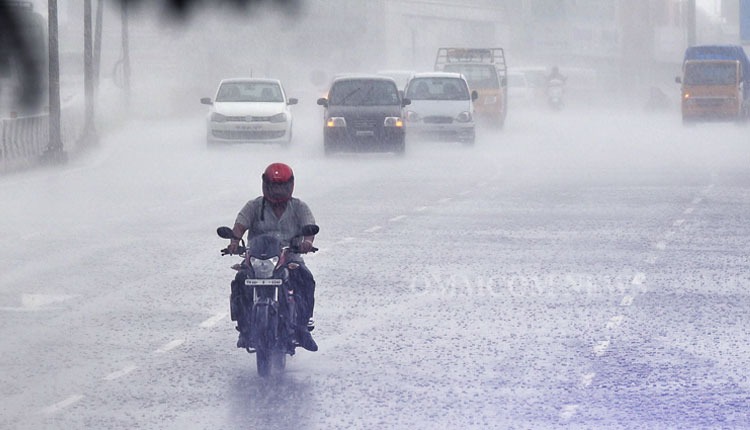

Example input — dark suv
[317,75,410,155]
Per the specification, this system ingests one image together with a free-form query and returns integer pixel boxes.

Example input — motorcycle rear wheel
[256,349,271,377]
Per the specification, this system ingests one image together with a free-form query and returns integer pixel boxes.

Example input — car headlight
[211,112,227,123]
[455,111,472,123]
[405,111,421,122]
[483,96,497,105]
[384,116,403,127]
[326,117,347,128]
[269,112,287,123]
[249,256,279,279]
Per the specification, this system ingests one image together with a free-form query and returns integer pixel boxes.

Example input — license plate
[245,279,282,286]
[356,130,374,136]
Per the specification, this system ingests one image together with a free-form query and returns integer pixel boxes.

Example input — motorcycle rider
[227,162,318,352]
[546,66,567,86]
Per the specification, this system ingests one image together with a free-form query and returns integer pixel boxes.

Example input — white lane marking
[43,394,84,414]
[606,315,624,329]
[338,237,356,244]
[692,197,703,205]
[684,207,694,214]
[664,231,675,239]
[21,232,44,240]
[437,197,452,204]
[593,340,610,356]
[103,365,138,381]
[620,295,634,306]
[364,225,382,233]
[414,206,429,212]
[631,272,646,285]
[200,312,226,328]
[477,181,488,187]
[389,215,407,222]
[155,339,184,354]
[579,372,596,388]
[654,241,667,250]
[458,190,471,196]
[645,255,658,265]
[560,404,579,421]
[1,294,77,312]
[673,219,685,227]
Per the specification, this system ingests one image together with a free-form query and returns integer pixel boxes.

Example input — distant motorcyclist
[546,66,567,86]
[227,162,318,352]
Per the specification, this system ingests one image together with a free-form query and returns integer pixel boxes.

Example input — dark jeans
[230,263,316,333]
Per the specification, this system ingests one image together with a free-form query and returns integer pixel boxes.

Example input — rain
[1,1,750,429]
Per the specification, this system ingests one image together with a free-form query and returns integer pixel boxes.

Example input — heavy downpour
[1,1,749,428]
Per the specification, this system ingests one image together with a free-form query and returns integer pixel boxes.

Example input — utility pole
[94,0,103,89]
[84,0,96,144]
[44,0,64,163]
[687,0,697,46]
[121,1,131,110]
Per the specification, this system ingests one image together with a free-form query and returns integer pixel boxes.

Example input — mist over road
[1,103,749,428]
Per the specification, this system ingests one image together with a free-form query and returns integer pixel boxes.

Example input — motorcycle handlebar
[220,246,318,256]
[220,246,246,256]
[287,246,319,254]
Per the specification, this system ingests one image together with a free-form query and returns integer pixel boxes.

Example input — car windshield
[443,64,499,89]
[684,62,738,85]
[377,72,412,90]
[216,82,284,102]
[329,80,400,106]
[405,77,470,101]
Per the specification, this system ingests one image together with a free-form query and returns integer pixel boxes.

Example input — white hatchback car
[403,72,478,145]
[201,78,297,146]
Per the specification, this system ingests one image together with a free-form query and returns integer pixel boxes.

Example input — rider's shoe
[236,333,252,349]
[296,329,318,352]
[307,318,315,332]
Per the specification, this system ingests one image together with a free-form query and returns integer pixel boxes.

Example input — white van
[403,72,478,145]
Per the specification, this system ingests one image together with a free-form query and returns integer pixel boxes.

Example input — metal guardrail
[0,96,90,174]
[0,101,86,173]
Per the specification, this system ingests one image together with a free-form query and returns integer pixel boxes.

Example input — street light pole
[84,0,96,144]
[121,1,131,110]
[45,0,64,162]
[687,0,697,46]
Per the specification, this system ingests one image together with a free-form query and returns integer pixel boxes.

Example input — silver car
[201,78,297,146]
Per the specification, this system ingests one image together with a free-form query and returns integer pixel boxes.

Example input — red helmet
[262,162,294,203]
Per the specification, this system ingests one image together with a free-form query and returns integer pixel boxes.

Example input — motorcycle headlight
[249,256,279,279]
[326,117,347,127]
[211,112,227,123]
[405,110,421,122]
[384,116,403,127]
[269,112,287,123]
[455,111,472,123]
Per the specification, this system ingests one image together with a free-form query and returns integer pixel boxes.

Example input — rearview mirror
[200,97,213,105]
[471,90,478,101]
[300,224,320,237]
[317,98,328,107]
[217,226,238,239]
[288,98,298,105]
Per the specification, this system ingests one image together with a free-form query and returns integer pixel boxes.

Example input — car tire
[281,127,292,148]
[324,137,336,156]
[393,140,406,156]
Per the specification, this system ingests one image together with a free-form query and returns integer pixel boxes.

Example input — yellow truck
[435,48,507,128]
[675,45,750,123]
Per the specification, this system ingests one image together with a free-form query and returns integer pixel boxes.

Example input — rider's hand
[298,239,314,253]
[227,239,240,254]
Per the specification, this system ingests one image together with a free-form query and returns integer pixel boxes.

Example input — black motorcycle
[217,225,319,377]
